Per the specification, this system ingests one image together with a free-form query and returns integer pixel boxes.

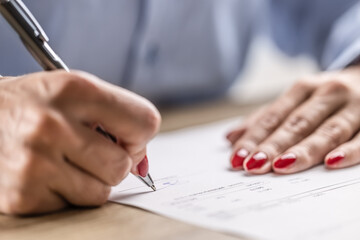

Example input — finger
[134,155,150,178]
[325,131,360,169]
[63,121,133,186]
[50,158,111,207]
[0,154,67,215]
[22,189,67,215]
[91,123,147,177]
[226,106,267,144]
[226,127,246,144]
[53,71,161,155]
[230,80,316,169]
[273,106,359,174]
[14,107,132,186]
[33,191,67,214]
[245,84,348,174]
[0,188,67,215]
[130,148,147,176]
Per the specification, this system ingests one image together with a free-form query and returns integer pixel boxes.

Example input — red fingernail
[137,156,149,177]
[326,152,345,165]
[231,148,249,168]
[274,153,296,169]
[246,152,267,170]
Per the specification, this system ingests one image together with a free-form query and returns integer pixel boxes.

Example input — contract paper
[109,119,360,240]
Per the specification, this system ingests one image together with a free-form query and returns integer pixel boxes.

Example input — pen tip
[151,185,157,191]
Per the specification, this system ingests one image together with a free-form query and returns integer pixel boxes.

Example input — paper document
[110,119,360,240]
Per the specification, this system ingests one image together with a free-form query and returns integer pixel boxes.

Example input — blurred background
[160,35,319,131]
[2,0,356,131]
[228,36,318,105]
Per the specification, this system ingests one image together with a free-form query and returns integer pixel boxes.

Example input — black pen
[0,0,156,191]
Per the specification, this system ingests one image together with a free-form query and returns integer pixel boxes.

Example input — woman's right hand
[0,70,161,215]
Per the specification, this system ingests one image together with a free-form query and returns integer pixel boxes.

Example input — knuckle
[291,78,314,92]
[143,107,161,136]
[301,137,332,166]
[302,152,313,166]
[263,140,287,156]
[4,191,38,215]
[317,121,351,148]
[242,130,267,146]
[60,71,87,83]
[35,75,53,97]
[283,115,312,138]
[92,186,111,205]
[300,144,318,165]
[134,106,161,142]
[57,72,98,97]
[317,80,349,96]
[109,157,132,185]
[16,151,40,183]
[25,109,62,144]
[63,73,90,89]
[23,150,39,166]
[40,71,73,94]
[96,186,111,205]
[257,111,283,132]
[100,152,132,186]
[37,71,101,102]
[72,180,110,206]
[36,111,58,130]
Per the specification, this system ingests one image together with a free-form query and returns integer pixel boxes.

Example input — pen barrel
[20,37,69,71]
[0,0,69,72]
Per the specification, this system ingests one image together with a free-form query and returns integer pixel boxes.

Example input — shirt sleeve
[324,2,360,69]
[264,0,360,70]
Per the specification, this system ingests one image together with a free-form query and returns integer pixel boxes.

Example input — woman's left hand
[228,65,360,174]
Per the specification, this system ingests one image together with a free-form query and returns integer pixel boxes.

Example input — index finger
[54,71,161,155]
[93,123,148,176]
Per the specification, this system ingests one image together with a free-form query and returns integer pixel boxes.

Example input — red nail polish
[274,153,296,169]
[327,152,345,165]
[137,156,149,177]
[246,152,267,170]
[231,148,249,168]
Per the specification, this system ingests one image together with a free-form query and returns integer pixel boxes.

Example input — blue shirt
[0,0,359,103]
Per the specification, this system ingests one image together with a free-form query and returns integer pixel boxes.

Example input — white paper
[109,119,360,240]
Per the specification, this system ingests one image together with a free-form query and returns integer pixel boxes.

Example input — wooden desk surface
[0,100,262,240]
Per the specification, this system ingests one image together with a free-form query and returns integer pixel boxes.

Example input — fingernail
[246,152,267,170]
[274,153,296,169]
[326,152,345,165]
[231,148,249,168]
[137,156,149,177]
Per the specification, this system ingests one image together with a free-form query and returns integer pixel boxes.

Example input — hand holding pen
[0,0,157,190]
[0,0,159,215]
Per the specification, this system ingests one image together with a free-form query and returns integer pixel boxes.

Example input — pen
[0,0,156,191]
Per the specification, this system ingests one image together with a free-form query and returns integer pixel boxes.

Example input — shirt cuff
[322,1,360,70]
[327,38,360,70]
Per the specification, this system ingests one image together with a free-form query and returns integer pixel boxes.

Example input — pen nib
[136,174,156,191]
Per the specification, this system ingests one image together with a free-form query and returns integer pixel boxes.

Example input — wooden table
[0,99,263,240]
